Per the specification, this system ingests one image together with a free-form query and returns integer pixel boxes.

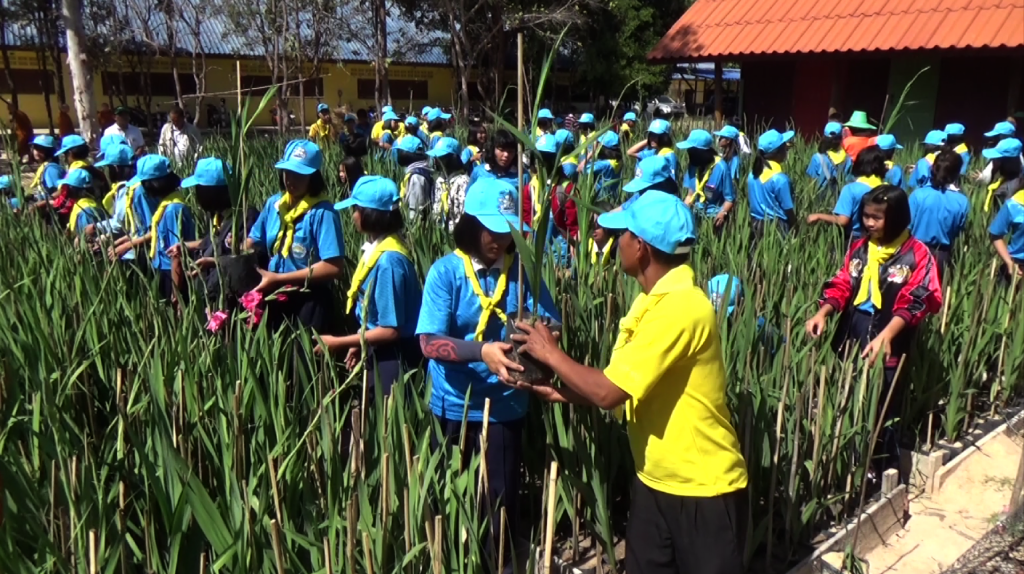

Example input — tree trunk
[373,0,390,110]
[61,0,99,143]
[36,50,55,133]
[0,3,17,109]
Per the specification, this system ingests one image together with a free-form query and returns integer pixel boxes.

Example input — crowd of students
[4,102,1023,574]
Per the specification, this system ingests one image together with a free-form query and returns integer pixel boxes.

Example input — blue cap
[275,140,323,175]
[536,133,558,153]
[538,108,555,120]
[335,175,400,212]
[427,108,451,122]
[875,134,903,150]
[317,103,330,114]
[427,136,461,157]
[344,113,357,122]
[579,113,595,124]
[561,161,578,179]
[57,169,93,189]
[32,135,57,149]
[713,125,740,140]
[676,129,713,150]
[758,130,795,153]
[382,106,394,113]
[623,155,674,193]
[94,143,134,167]
[598,131,620,149]
[128,154,172,185]
[382,111,399,122]
[824,122,842,137]
[924,130,948,145]
[181,157,230,188]
[985,121,1016,138]
[982,138,1023,160]
[597,190,696,254]
[421,106,433,116]
[464,178,528,233]
[708,274,743,316]
[56,134,87,156]
[98,134,129,157]
[554,129,575,149]
[944,123,965,136]
[395,135,425,154]
[404,116,420,127]
[0,175,11,190]
[648,119,671,135]
[623,112,637,122]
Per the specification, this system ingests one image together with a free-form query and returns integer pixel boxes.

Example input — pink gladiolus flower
[240,290,263,313]
[206,310,230,333]
[248,306,265,328]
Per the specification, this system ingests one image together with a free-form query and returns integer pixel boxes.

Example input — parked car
[647,95,686,118]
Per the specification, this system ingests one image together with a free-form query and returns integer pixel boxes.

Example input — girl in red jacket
[806,184,942,477]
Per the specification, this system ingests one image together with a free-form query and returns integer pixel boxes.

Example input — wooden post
[713,62,724,124]
[516,32,525,318]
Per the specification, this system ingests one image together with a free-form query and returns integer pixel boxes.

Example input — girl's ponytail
[752,149,766,178]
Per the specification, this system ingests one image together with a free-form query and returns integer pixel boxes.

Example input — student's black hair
[68,144,90,161]
[427,119,447,134]
[645,177,680,195]
[435,152,465,174]
[32,144,56,162]
[648,240,693,267]
[485,129,518,172]
[930,150,963,189]
[726,116,742,128]
[80,165,110,192]
[276,169,327,196]
[578,121,595,132]
[341,156,365,189]
[536,150,559,174]
[468,123,487,144]
[828,111,843,123]
[357,108,368,119]
[817,134,842,154]
[923,143,943,154]
[355,205,404,236]
[396,150,427,167]
[752,147,787,179]
[687,146,718,168]
[108,163,136,184]
[647,132,673,150]
[141,173,183,199]
[881,147,896,162]
[859,184,911,244]
[195,184,232,214]
[452,214,515,257]
[591,200,615,228]
[597,146,622,161]
[995,156,1023,181]
[945,134,965,149]
[538,118,552,131]
[851,145,888,179]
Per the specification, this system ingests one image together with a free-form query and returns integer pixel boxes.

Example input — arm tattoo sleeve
[419,334,484,363]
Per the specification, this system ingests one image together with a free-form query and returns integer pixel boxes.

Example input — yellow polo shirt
[372,120,406,141]
[604,264,748,497]
[308,119,336,142]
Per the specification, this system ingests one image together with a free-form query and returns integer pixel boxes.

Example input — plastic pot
[504,313,562,384]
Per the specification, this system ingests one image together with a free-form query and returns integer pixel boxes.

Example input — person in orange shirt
[9,103,33,162]
[58,103,75,139]
[97,103,115,131]
[841,111,878,162]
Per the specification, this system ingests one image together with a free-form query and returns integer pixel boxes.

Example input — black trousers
[157,269,189,306]
[626,478,748,574]
[434,416,523,573]
[365,337,423,399]
[926,244,952,282]
[263,286,336,334]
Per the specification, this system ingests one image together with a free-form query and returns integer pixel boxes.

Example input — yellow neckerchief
[853,230,910,309]
[103,181,125,214]
[272,192,325,257]
[620,124,632,137]
[759,160,783,184]
[1013,190,1024,207]
[345,235,412,314]
[454,249,514,341]
[429,131,445,143]
[535,127,547,138]
[925,152,937,165]
[589,237,614,265]
[885,160,895,172]
[467,144,480,157]
[608,159,621,173]
[855,175,883,189]
[68,197,100,232]
[311,119,334,139]
[31,161,56,190]
[124,182,143,235]
[69,160,90,172]
[658,147,674,157]
[149,191,185,258]
[986,178,1004,213]
[954,143,969,155]
[579,133,591,146]
[692,156,723,204]
[529,178,546,218]
[826,148,847,166]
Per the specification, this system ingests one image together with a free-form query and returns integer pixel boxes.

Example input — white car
[647,95,686,118]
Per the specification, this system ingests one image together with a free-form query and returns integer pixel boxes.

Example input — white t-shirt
[103,123,146,151]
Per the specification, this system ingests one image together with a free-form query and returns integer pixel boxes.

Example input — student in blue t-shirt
[807,145,888,242]
[109,154,162,266]
[989,173,1024,283]
[29,135,64,199]
[57,169,107,238]
[806,122,851,195]
[404,116,427,147]
[909,150,969,279]
[909,130,948,189]
[136,156,195,304]
[461,123,488,168]
[748,129,797,240]
[944,123,971,175]
[619,155,677,213]
[416,178,559,563]
[678,129,734,228]
[714,125,745,184]
[626,119,678,180]
[581,131,623,199]
[318,176,423,397]
[707,274,782,354]
[875,134,904,188]
[247,140,345,332]
[376,111,402,151]
[468,129,529,193]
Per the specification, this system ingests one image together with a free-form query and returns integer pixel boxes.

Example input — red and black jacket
[819,235,942,364]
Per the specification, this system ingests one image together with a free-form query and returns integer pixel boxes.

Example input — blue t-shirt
[726,155,742,182]
[587,160,621,199]
[909,156,934,190]
[130,186,159,239]
[355,250,422,338]
[73,205,104,235]
[468,163,529,192]
[909,185,970,247]
[151,203,196,270]
[380,131,395,147]
[415,253,560,422]
[249,193,346,274]
[958,150,971,176]
[833,179,876,237]
[39,162,65,195]
[747,162,793,221]
[806,152,851,189]
[683,160,733,217]
[637,148,679,180]
[885,163,904,188]
[989,195,1024,262]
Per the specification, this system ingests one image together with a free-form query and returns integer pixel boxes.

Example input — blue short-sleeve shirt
[73,204,104,235]
[151,203,196,270]
[588,160,622,199]
[638,148,678,180]
[885,163,904,188]
[415,253,560,423]
[249,193,346,273]
[909,157,933,189]
[806,152,851,189]
[130,186,158,238]
[833,180,875,237]
[684,160,734,217]
[747,164,793,221]
[909,185,970,247]
[355,250,422,338]
[41,163,65,195]
[468,163,529,192]
[989,195,1024,262]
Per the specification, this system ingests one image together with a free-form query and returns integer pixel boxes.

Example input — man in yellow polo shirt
[370,105,406,143]
[510,190,748,574]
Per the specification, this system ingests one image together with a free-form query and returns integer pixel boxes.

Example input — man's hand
[510,320,561,365]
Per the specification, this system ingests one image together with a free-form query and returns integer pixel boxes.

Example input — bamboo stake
[940,284,951,334]
[810,367,826,483]
[498,507,508,574]
[346,497,356,572]
[269,455,284,527]
[424,518,435,569]
[119,481,128,574]
[764,357,791,573]
[323,537,332,574]
[271,519,286,574]
[433,515,443,574]
[89,529,98,574]
[544,461,559,574]
[516,31,525,317]
[381,453,391,551]
[477,399,492,509]
[199,552,208,574]
[351,408,362,476]
[403,488,412,574]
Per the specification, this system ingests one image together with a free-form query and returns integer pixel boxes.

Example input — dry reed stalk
[544,460,559,574]
[271,519,286,574]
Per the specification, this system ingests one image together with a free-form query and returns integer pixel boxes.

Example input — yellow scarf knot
[853,230,910,309]
[272,192,325,258]
[693,156,723,204]
[346,235,413,314]
[758,160,783,184]
[454,249,513,341]
[68,197,101,232]
[856,175,884,189]
[985,178,1004,213]
[149,191,186,258]
[31,162,56,190]
[589,237,614,265]
[954,143,969,155]
[123,183,143,235]
[826,149,847,166]
[103,182,124,214]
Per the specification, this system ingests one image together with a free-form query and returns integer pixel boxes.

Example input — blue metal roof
[6,3,450,66]
[671,63,741,81]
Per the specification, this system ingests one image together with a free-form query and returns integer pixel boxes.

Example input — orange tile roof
[649,0,1024,61]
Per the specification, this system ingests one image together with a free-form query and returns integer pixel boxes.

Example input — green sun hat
[843,111,876,130]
